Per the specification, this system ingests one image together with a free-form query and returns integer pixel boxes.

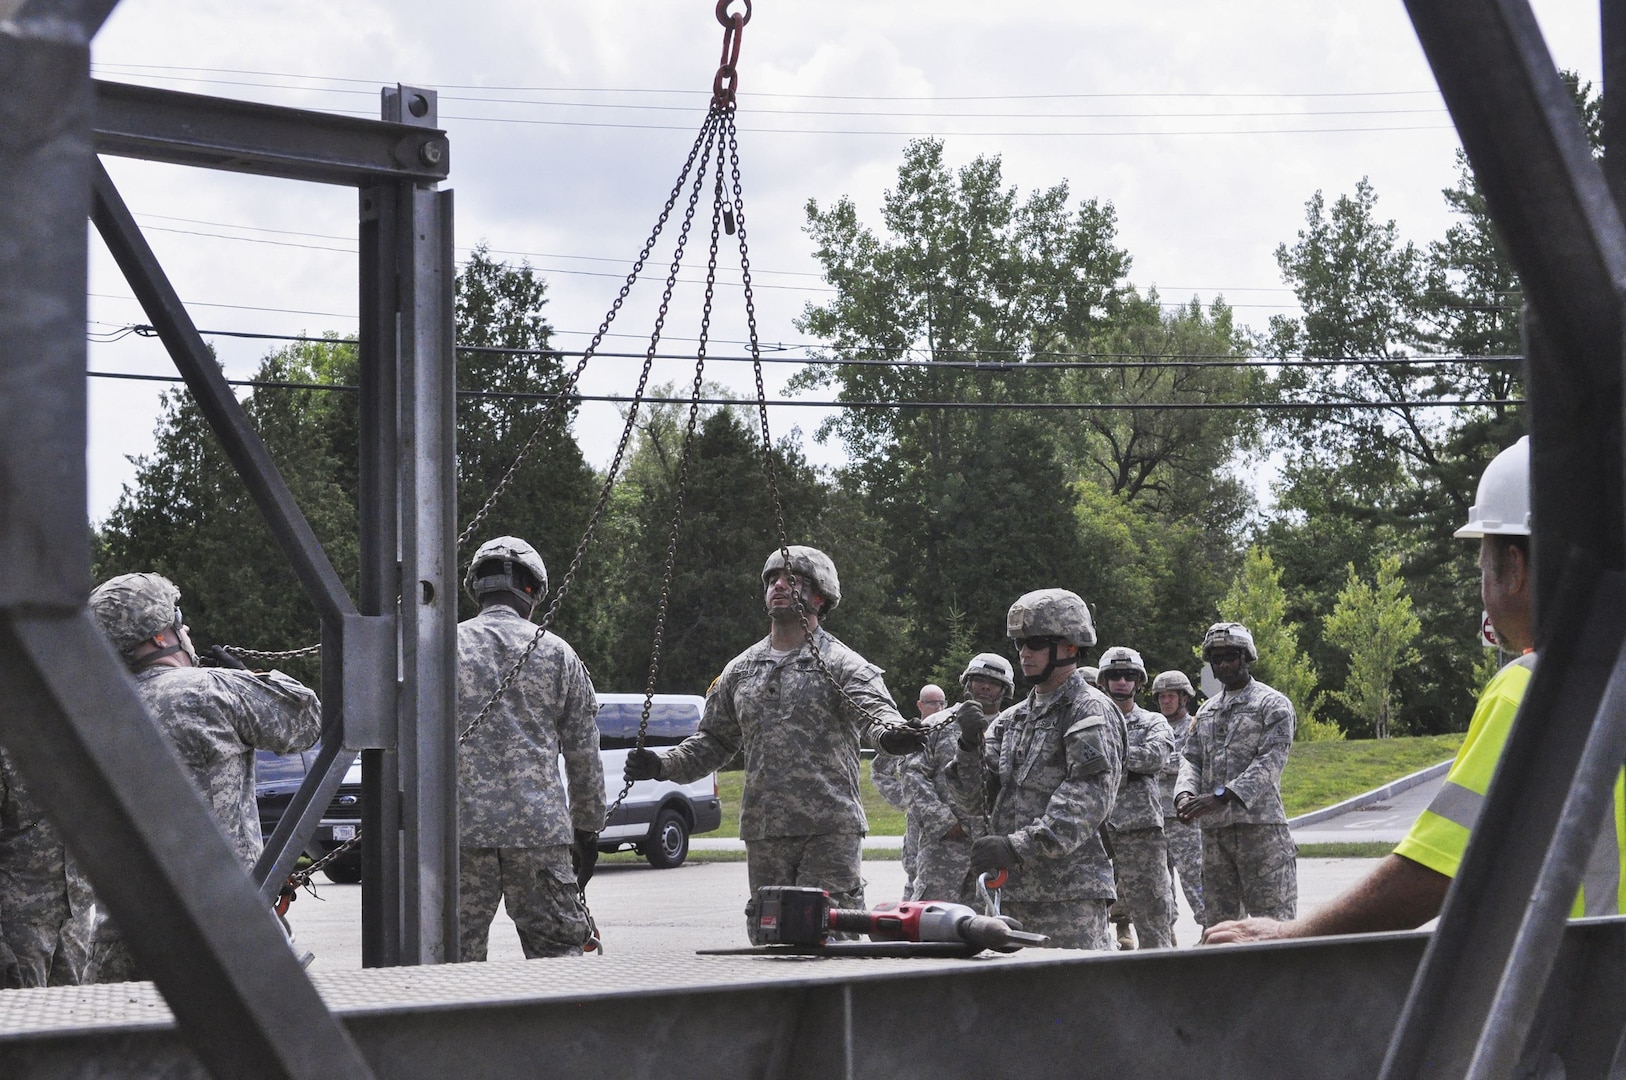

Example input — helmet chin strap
[1033,642,1078,685]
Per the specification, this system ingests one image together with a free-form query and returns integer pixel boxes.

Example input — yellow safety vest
[1395,654,1626,916]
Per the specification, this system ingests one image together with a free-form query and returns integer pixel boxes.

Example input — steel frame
[1,2,456,1077]
[4,0,1626,1077]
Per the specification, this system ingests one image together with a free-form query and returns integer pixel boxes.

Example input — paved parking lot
[285,855,1378,969]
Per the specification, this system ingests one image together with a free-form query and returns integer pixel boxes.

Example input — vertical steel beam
[397,180,460,963]
[358,179,405,966]
[0,14,94,610]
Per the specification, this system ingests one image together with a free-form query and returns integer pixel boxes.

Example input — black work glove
[877,723,928,755]
[624,748,665,782]
[571,830,600,889]
[969,834,1019,873]
[202,645,249,670]
[953,700,988,747]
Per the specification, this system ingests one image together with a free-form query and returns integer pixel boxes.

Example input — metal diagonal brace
[0,611,376,1080]
[1381,558,1626,1079]
[1404,0,1626,373]
[89,158,358,631]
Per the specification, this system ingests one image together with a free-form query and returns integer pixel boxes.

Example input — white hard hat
[1455,436,1530,538]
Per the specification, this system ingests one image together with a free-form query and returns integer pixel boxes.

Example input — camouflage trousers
[909,830,975,907]
[1201,823,1297,926]
[745,833,864,945]
[1106,826,1172,949]
[2,887,89,987]
[459,845,587,961]
[83,933,140,985]
[1000,899,1112,950]
[1164,815,1205,926]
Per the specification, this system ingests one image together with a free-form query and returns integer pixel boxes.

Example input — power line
[90,62,1442,101]
[84,369,1523,411]
[95,323,1524,370]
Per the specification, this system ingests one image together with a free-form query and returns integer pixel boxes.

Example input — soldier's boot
[1114,916,1136,951]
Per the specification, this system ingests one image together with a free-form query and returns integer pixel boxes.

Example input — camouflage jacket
[456,606,605,847]
[132,665,321,867]
[1157,713,1196,816]
[870,750,910,813]
[1107,704,1173,831]
[661,627,903,841]
[1175,678,1295,827]
[944,671,1124,902]
[903,715,985,844]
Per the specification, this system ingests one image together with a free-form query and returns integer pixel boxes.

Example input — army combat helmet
[961,652,1015,695]
[89,572,195,669]
[1201,621,1258,663]
[1151,670,1197,698]
[1098,646,1148,684]
[1007,588,1094,683]
[761,545,841,615]
[466,536,549,617]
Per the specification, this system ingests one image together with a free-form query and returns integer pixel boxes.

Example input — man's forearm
[1293,854,1451,937]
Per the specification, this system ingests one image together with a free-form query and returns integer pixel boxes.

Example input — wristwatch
[1212,785,1229,801]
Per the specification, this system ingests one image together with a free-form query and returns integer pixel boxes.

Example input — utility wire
[95,323,1523,370]
[84,369,1523,411]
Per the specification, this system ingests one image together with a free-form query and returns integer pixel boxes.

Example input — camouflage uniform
[1159,713,1205,925]
[85,665,321,982]
[944,670,1125,950]
[457,605,604,961]
[870,750,918,900]
[1106,704,1174,948]
[660,627,903,942]
[1175,679,1297,925]
[901,719,980,905]
[0,750,93,987]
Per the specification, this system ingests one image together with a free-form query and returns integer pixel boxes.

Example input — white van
[593,693,722,868]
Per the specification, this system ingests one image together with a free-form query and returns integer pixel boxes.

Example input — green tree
[1213,547,1336,741]
[97,338,361,687]
[1323,554,1423,738]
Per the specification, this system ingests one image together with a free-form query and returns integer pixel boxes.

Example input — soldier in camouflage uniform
[903,655,1012,905]
[945,590,1125,950]
[457,537,604,961]
[1099,647,1174,950]
[1153,670,1205,928]
[0,749,93,987]
[871,685,944,900]
[84,573,321,982]
[1175,622,1297,925]
[625,546,924,943]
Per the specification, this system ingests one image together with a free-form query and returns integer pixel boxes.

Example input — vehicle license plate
[332,825,357,841]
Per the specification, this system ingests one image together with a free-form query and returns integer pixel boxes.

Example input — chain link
[217,642,322,661]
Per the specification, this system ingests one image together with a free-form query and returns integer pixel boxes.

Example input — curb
[1287,759,1453,830]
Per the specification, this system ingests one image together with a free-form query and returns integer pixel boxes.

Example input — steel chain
[218,642,322,660]
[605,132,729,823]
[459,110,725,749]
[725,114,911,740]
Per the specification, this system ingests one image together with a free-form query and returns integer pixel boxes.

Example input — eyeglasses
[1104,671,1140,683]
[1207,649,1244,664]
[1013,636,1062,652]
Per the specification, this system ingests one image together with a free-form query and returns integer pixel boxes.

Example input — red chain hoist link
[712,0,752,107]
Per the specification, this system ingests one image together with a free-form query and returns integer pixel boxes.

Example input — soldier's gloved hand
[970,834,1019,873]
[624,748,665,782]
[203,645,249,670]
[953,700,989,746]
[877,723,928,755]
[571,830,600,889]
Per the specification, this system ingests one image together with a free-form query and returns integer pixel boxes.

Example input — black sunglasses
[1013,635,1062,652]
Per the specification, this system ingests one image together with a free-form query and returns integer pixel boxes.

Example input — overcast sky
[83,1,1604,522]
